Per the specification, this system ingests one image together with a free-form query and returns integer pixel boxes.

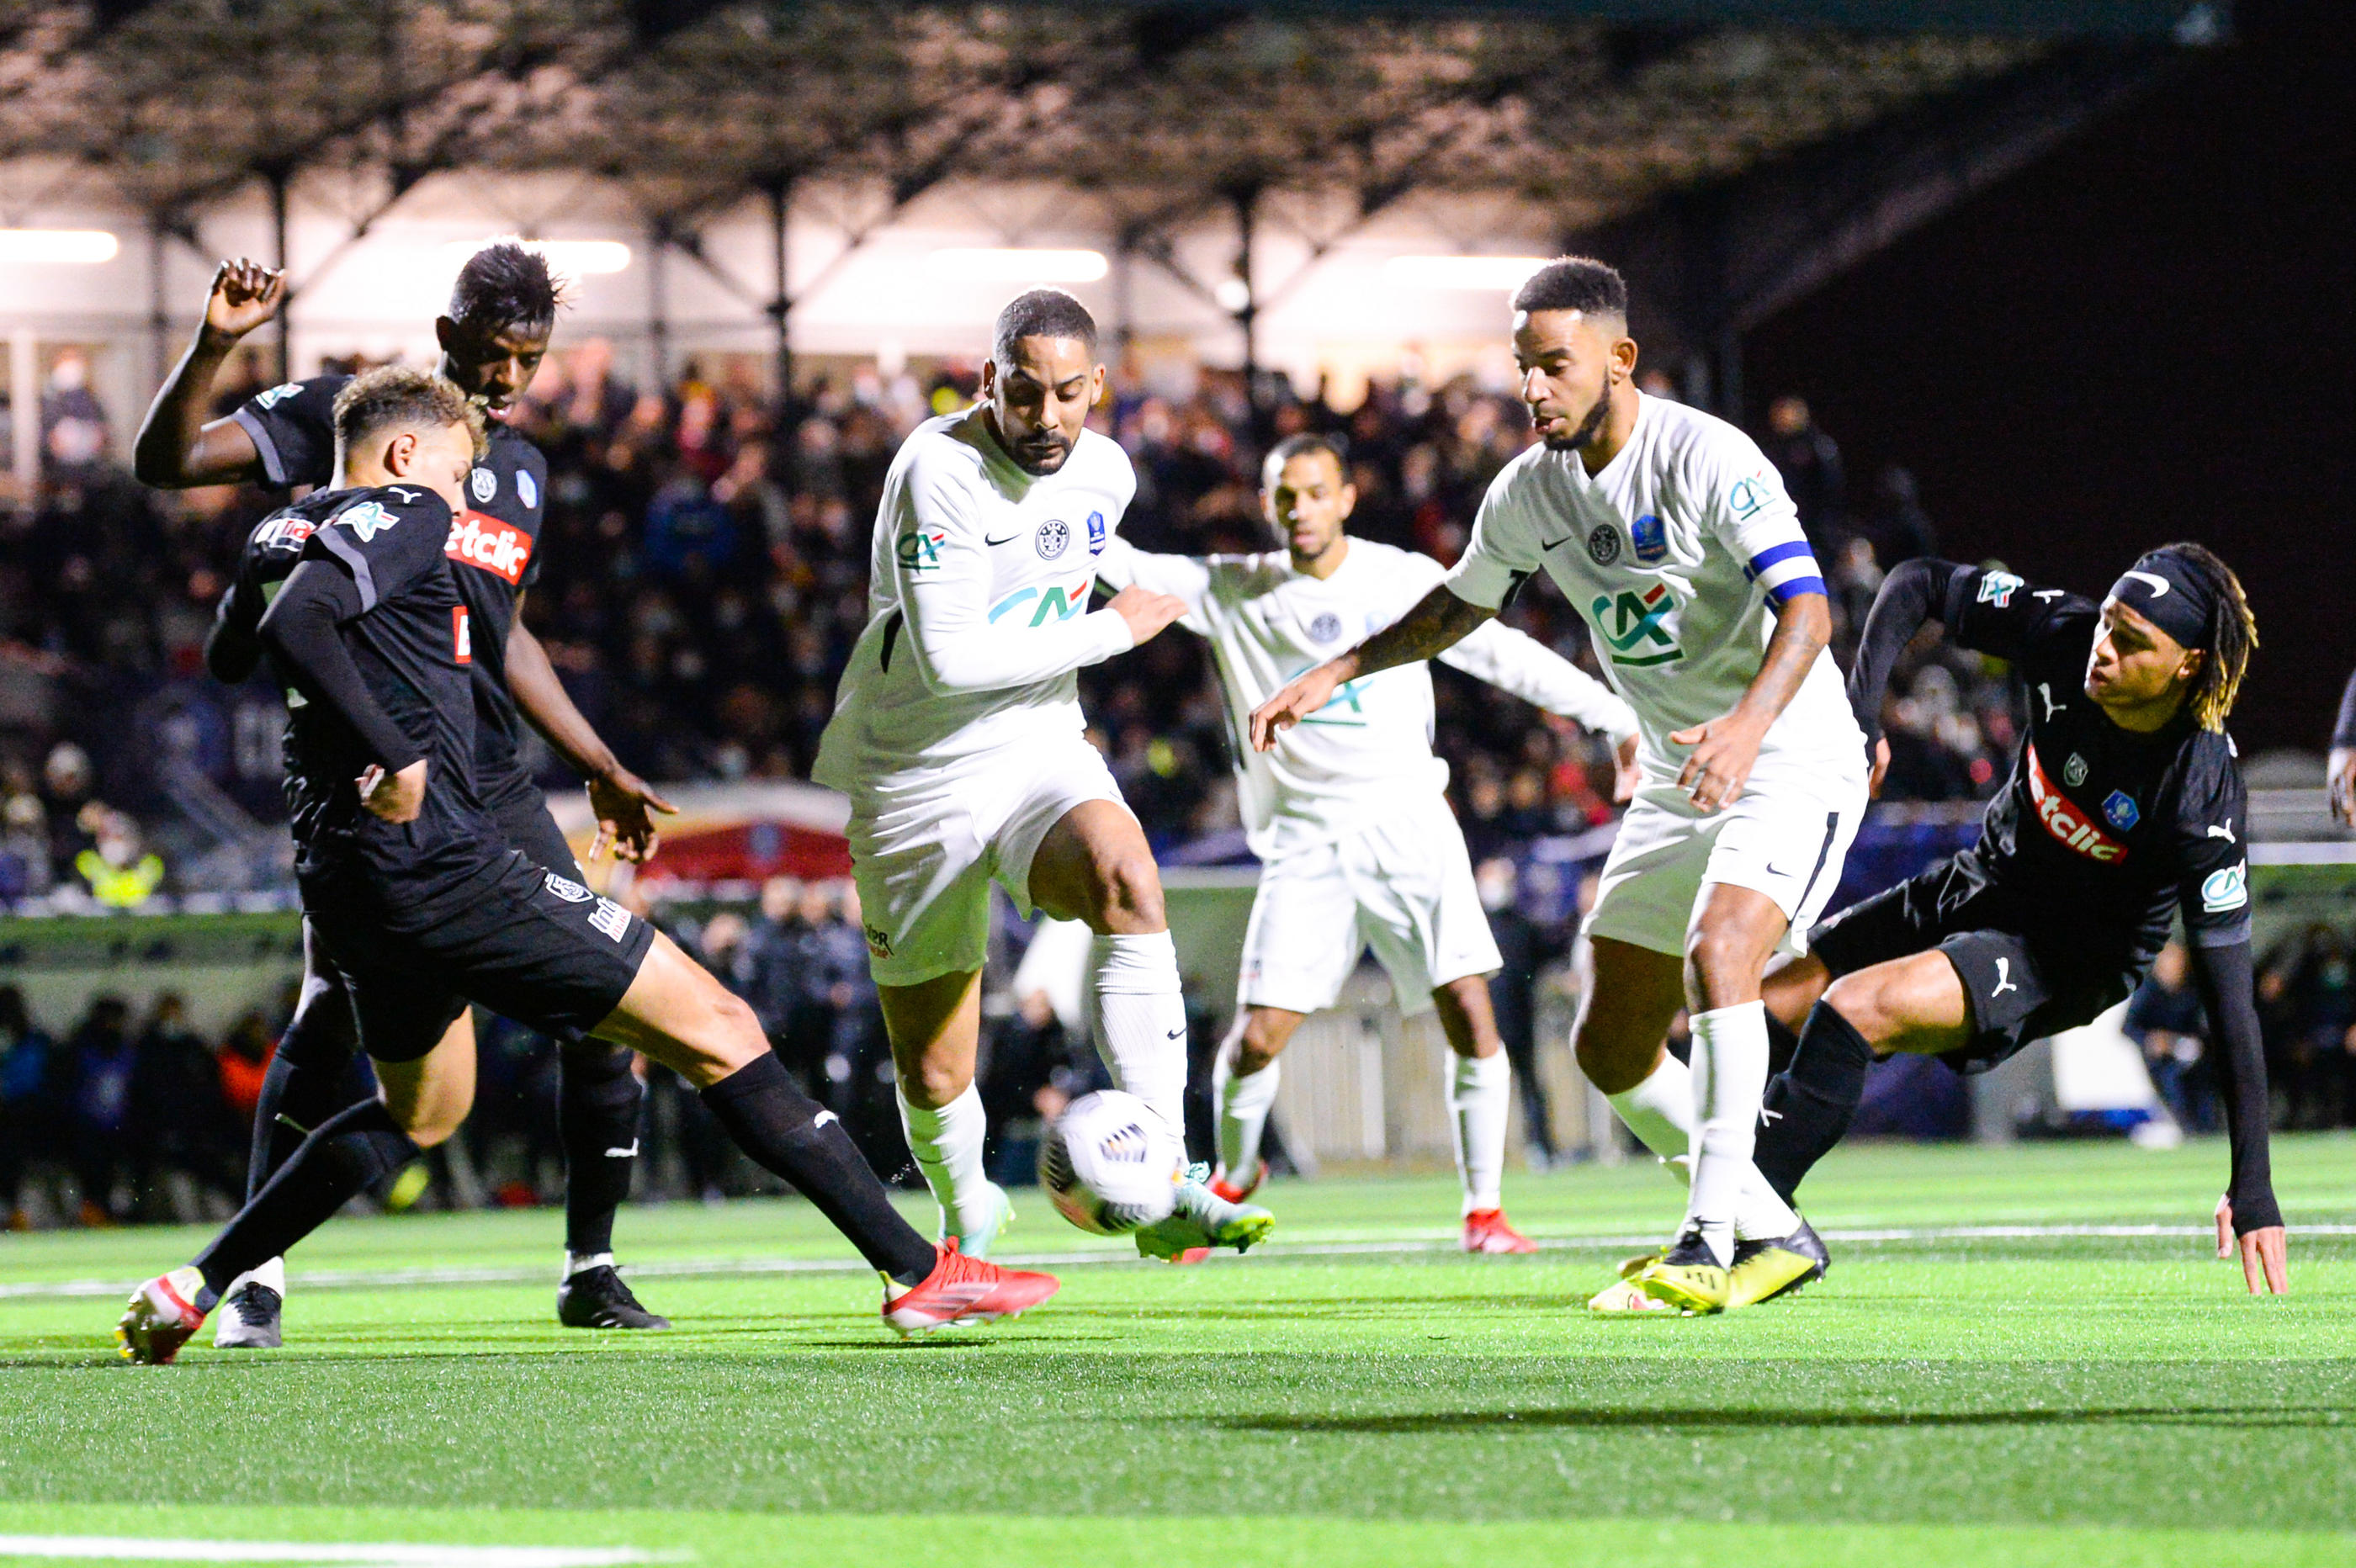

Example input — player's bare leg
[1031,799,1272,1259]
[1430,975,1534,1253]
[871,967,1010,1255]
[1210,1004,1304,1200]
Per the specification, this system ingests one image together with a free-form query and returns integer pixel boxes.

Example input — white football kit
[814,410,1138,986]
[1099,534,1637,1014]
[1445,393,1869,957]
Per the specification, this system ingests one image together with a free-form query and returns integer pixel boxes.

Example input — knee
[1821,972,1895,1050]
[901,1052,970,1108]
[1573,1027,1655,1096]
[1233,1019,1282,1077]
[1684,925,1768,1010]
[1090,852,1165,932]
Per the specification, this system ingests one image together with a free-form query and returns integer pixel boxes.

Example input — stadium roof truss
[0,1,2221,389]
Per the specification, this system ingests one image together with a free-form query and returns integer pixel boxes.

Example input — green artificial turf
[3,1134,2353,1566]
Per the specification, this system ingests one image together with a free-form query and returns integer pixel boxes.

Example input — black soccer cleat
[1727,1217,1831,1308]
[212,1281,284,1349]
[556,1265,671,1330]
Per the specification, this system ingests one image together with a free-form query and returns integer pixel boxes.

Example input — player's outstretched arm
[1249,585,1492,751]
[257,562,426,806]
[2327,666,2356,826]
[133,258,282,489]
[1669,591,1831,813]
[1438,618,1637,744]
[503,611,675,862]
[2187,937,2289,1294]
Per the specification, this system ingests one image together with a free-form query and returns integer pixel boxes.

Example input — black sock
[1754,1000,1878,1205]
[699,1052,936,1286]
[247,972,368,1200]
[197,1099,419,1306]
[1764,1008,1802,1078]
[559,1042,642,1258]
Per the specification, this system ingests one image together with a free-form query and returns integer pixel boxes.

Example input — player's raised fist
[204,258,286,340]
[1106,585,1187,649]
[1250,663,1345,752]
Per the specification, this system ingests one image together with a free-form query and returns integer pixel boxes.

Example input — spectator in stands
[64,995,136,1224]
[1,985,59,1228]
[1862,464,1937,565]
[1762,395,1845,552]
[2125,942,2216,1132]
[130,991,238,1214]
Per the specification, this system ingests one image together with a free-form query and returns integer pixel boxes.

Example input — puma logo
[1991,958,2019,999]
[2036,683,2064,722]
[2208,819,2237,844]
[602,1140,639,1159]
[1758,1105,1783,1126]
[813,1111,840,1129]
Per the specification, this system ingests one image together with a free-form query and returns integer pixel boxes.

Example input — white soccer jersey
[815,410,1138,788]
[1097,535,1637,861]
[1444,393,1862,776]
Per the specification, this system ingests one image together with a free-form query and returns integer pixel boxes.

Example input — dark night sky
[1742,8,2353,755]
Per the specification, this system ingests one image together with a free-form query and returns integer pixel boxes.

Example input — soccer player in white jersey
[814,289,1273,1262]
[1252,258,1867,1313]
[1097,433,1639,1252]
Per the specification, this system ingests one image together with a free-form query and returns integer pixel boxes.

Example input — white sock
[223,1256,286,1300]
[1213,1043,1280,1180]
[564,1251,613,1279]
[1449,1051,1511,1216]
[1605,1052,1796,1245]
[895,1082,992,1237]
[1091,930,1189,1141]
[1685,1002,1790,1266]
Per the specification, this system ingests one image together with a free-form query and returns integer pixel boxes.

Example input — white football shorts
[1238,792,1502,1018]
[846,734,1127,987]
[1584,751,1867,960]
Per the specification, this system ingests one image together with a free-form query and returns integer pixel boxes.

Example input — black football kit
[248,485,652,1061]
[1754,555,2278,1237]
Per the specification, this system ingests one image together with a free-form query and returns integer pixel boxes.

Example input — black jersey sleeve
[205,509,318,683]
[230,375,345,489]
[1845,558,1967,746]
[2171,738,2253,951]
[258,563,425,772]
[304,486,454,612]
[2333,665,2356,750]
[515,445,549,589]
[2185,938,2280,1234]
[1937,563,2096,663]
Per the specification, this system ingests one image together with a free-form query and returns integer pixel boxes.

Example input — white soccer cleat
[943,1181,1015,1260]
[1134,1167,1275,1262]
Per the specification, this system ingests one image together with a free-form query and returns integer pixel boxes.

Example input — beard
[1539,387,1611,453]
[1008,434,1072,475]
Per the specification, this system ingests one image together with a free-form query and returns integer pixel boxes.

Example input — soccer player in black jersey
[117,370,1058,1363]
[1744,543,2288,1297]
[136,246,675,1338]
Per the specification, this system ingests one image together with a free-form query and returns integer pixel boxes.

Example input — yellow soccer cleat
[1725,1219,1831,1310]
[1634,1228,1733,1314]
[1586,1277,1677,1315]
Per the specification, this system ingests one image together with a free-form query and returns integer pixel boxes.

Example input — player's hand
[1250,663,1345,752]
[357,759,427,824]
[1611,733,1641,803]
[1869,736,1892,800]
[2328,746,2356,827]
[1105,585,1187,648]
[1668,711,1767,813]
[586,768,677,864]
[2215,1195,2290,1295]
[203,258,286,341]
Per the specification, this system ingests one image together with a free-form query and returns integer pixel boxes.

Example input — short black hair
[1512,256,1628,319]
[333,366,486,462]
[993,289,1097,367]
[1261,432,1348,486]
[448,241,563,338]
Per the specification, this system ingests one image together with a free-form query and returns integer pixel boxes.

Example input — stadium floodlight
[0,229,119,264]
[440,239,633,278]
[1382,255,1549,291]
[930,248,1109,283]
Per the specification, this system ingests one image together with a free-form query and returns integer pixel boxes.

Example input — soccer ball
[1038,1090,1184,1235]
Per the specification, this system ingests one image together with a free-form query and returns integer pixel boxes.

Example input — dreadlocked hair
[2165,541,2255,732]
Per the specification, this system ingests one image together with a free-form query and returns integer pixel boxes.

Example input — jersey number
[454,607,472,665]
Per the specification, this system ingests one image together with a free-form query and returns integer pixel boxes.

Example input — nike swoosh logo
[602,1141,639,1159]
[1541,537,1573,551]
[984,532,1021,546]
[1165,1027,1186,1039]
[814,1111,840,1129]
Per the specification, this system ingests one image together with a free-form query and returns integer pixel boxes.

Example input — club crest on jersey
[1086,511,1106,555]
[897,528,944,572]
[1630,513,1668,564]
[544,871,593,903]
[2202,862,2248,914]
[1589,583,1683,667]
[517,469,539,511]
[1308,612,1342,644]
[2102,791,2141,831]
[470,467,496,504]
[1585,525,1621,566]
[2063,753,2088,787]
[1977,571,2025,608]
[1036,518,1071,560]
[2024,744,2126,863]
[339,501,397,542]
[446,511,533,585]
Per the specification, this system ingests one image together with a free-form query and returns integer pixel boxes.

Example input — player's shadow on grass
[1212,1405,2350,1433]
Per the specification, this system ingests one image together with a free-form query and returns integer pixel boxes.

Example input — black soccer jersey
[235,374,551,796]
[260,485,492,908]
[1877,562,2251,983]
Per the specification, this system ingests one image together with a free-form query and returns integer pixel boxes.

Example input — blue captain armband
[1746,540,1828,607]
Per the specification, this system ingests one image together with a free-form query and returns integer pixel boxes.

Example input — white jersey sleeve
[898,454,1134,693]
[1439,621,1638,742]
[1442,466,1547,612]
[1091,537,1214,633]
[1693,429,1827,610]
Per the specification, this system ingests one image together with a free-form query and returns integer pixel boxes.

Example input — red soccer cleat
[1208,1161,1266,1204]
[1462,1208,1539,1254]
[117,1268,208,1364]
[881,1239,1060,1337]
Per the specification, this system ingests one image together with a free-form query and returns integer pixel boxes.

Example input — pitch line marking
[0,1538,677,1565]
